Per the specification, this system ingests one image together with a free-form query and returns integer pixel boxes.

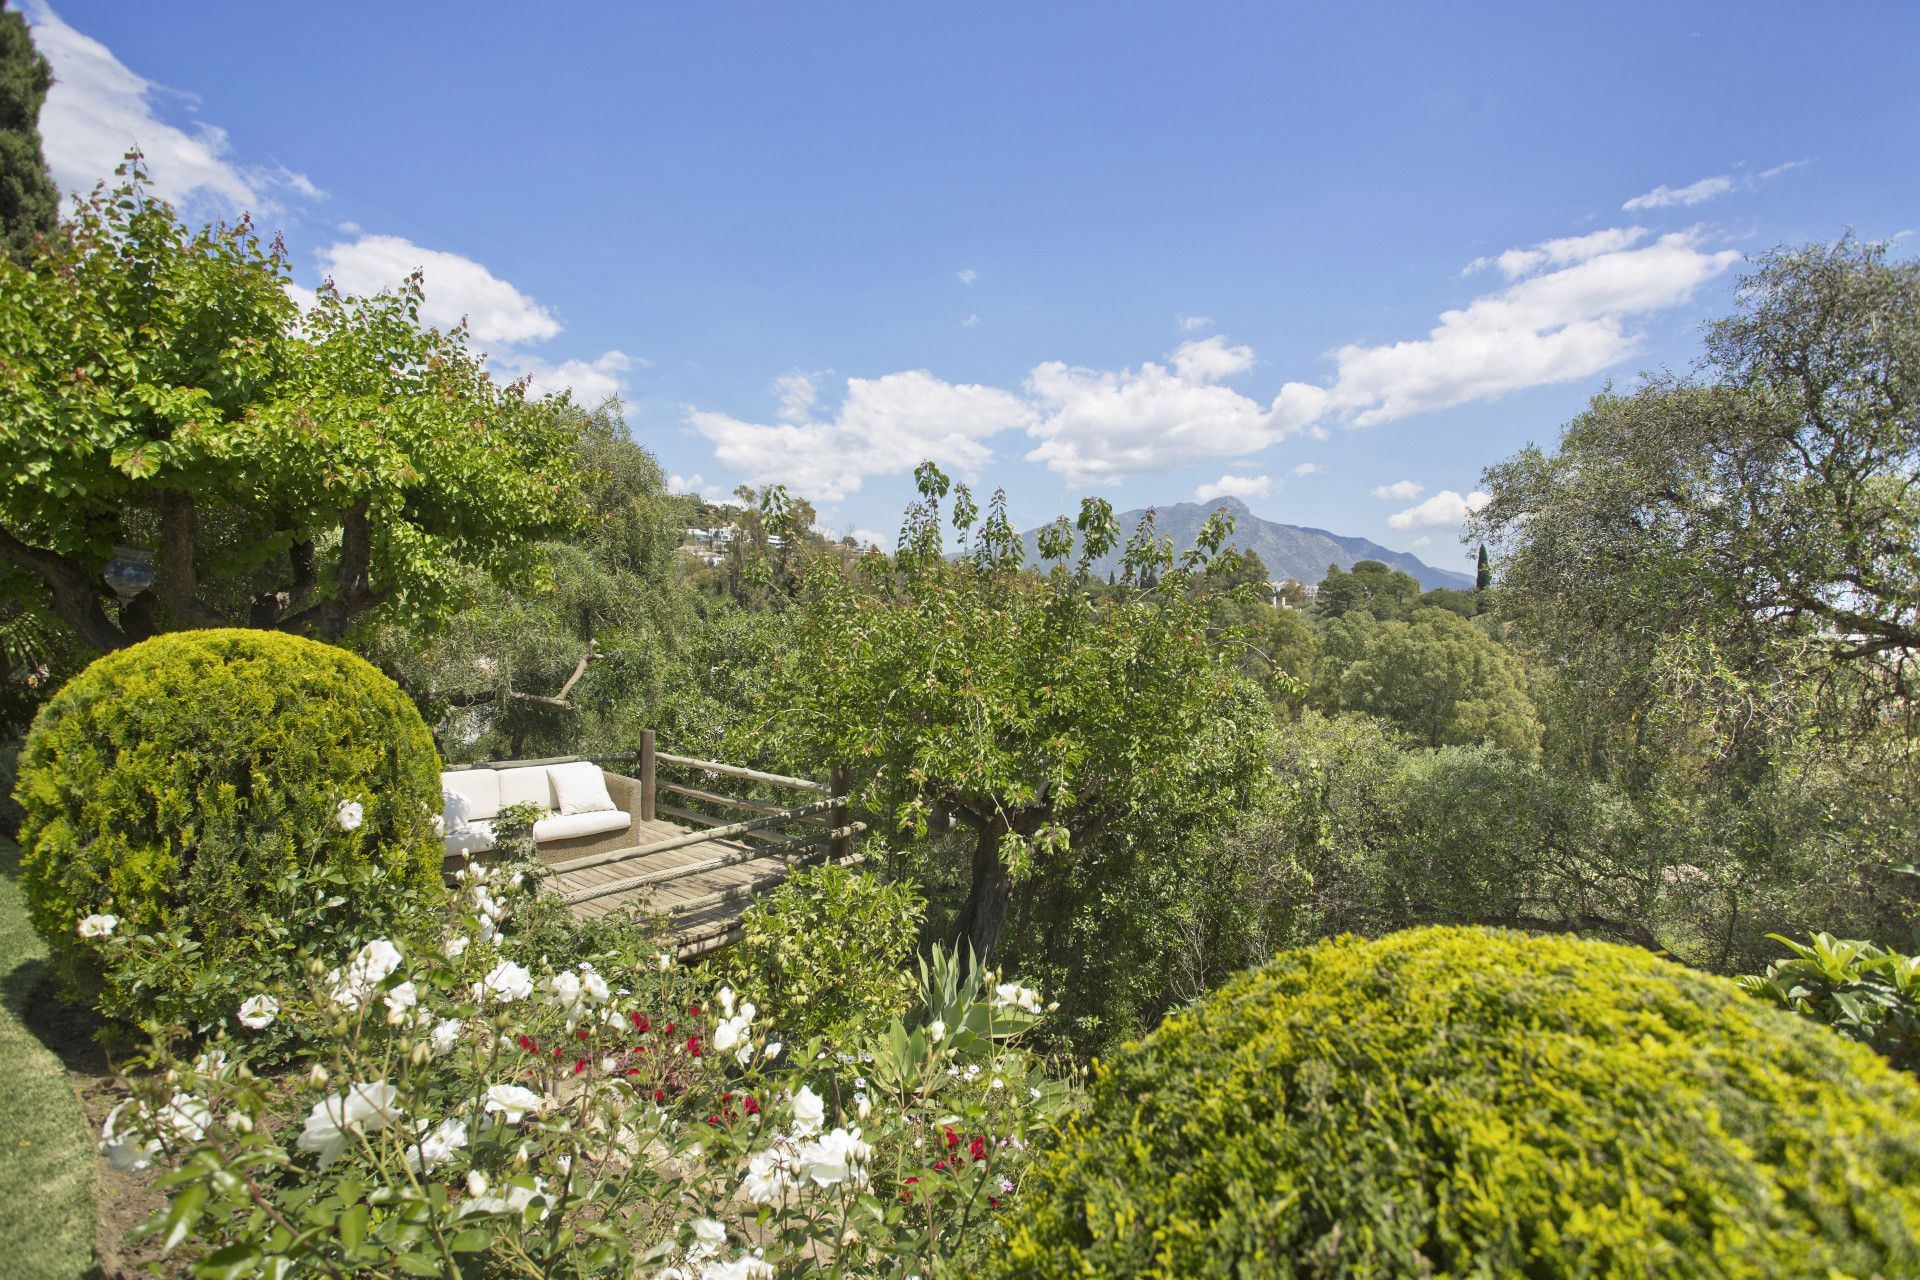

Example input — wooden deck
[546,815,861,959]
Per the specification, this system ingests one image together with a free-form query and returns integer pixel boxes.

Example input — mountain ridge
[1018,496,1473,590]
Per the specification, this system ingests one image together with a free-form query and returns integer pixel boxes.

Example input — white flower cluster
[712,986,758,1064]
[296,1080,402,1167]
[77,913,117,939]
[992,981,1043,1015]
[326,938,403,1008]
[735,1085,873,1206]
[546,962,611,1019]
[99,1091,211,1172]
[336,798,364,832]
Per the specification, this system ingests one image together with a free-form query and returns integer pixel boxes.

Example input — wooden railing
[580,728,855,867]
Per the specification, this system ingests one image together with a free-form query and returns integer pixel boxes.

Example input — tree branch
[277,504,382,639]
[414,642,602,713]
[0,525,127,652]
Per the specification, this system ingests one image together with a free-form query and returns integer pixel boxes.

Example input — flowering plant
[92,858,1073,1278]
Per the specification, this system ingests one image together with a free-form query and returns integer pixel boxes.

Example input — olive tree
[0,161,584,654]
[769,464,1273,963]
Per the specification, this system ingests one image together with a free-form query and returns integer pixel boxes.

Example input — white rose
[77,913,117,939]
[336,799,364,831]
[237,994,279,1029]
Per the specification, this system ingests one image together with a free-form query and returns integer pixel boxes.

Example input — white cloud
[689,369,1036,501]
[1289,462,1322,478]
[773,372,818,423]
[957,268,977,285]
[1024,336,1325,485]
[1622,175,1737,212]
[961,313,981,328]
[1323,231,1739,426]
[1371,479,1426,500]
[26,1,321,217]
[1176,313,1214,331]
[314,234,561,347]
[1387,489,1490,530]
[1194,474,1272,502]
[1621,161,1807,213]
[1411,536,1432,547]
[497,350,634,406]
[1464,226,1649,278]
[847,528,888,548]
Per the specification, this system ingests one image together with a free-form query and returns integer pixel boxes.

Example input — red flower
[576,1029,589,1041]
[944,1128,959,1148]
[689,1005,702,1017]
[663,1022,675,1035]
[933,1159,949,1172]
[573,1059,588,1075]
[969,1136,988,1162]
[742,1095,760,1116]
[686,1036,701,1057]
[989,1196,1002,1210]
[630,1013,650,1033]
[516,1035,538,1054]
[654,1088,665,1103]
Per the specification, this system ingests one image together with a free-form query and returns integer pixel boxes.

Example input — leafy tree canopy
[1314,558,1421,621]
[1473,238,1920,731]
[766,463,1273,961]
[0,3,57,262]
[1323,606,1540,755]
[0,159,586,654]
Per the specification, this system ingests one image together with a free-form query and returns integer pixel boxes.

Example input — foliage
[0,3,57,262]
[1004,926,1920,1279]
[1741,930,1920,1073]
[768,464,1273,968]
[87,861,1072,1279]
[729,863,926,1048]
[1312,558,1419,620]
[13,628,445,1033]
[1322,606,1540,754]
[0,159,585,655]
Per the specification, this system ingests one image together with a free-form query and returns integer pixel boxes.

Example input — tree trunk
[954,819,1015,965]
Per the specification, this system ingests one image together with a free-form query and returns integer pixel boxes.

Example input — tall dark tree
[0,3,58,262]
[1475,544,1492,593]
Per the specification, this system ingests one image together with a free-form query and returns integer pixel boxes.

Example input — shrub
[1741,931,1920,1073]
[1004,926,1920,1279]
[14,628,444,1031]
[729,862,925,1046]
[91,863,1071,1278]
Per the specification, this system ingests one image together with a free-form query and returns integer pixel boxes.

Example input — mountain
[1017,497,1473,591]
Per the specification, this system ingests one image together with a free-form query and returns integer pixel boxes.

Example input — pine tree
[0,3,59,263]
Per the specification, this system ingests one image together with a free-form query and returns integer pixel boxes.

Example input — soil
[22,975,175,1279]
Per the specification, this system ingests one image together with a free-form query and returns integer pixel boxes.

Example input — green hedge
[1004,926,1920,1279]
[14,629,443,1022]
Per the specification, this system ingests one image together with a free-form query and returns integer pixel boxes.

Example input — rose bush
[88,855,1073,1278]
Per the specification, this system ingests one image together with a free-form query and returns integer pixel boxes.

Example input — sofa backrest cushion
[549,761,617,815]
[441,769,501,822]
[496,766,554,814]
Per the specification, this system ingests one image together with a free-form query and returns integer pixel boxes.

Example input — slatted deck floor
[545,817,856,959]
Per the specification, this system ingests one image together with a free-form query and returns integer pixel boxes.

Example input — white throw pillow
[441,787,472,835]
[548,762,616,816]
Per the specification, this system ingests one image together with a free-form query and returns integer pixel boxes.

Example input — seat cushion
[548,761,616,816]
[442,786,472,835]
[444,817,496,857]
[532,809,630,843]
[495,766,554,814]
[441,770,501,822]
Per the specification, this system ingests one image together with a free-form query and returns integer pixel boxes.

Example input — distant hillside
[1018,497,1473,590]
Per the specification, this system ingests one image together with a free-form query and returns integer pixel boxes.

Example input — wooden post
[639,729,656,822]
[829,765,851,861]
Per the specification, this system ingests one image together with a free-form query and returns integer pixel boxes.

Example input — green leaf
[161,1184,210,1253]
[193,1242,264,1279]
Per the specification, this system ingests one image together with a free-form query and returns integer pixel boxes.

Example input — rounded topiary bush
[15,628,444,1025]
[1004,927,1920,1279]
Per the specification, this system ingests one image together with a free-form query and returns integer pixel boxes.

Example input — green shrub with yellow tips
[1002,926,1920,1279]
[13,629,443,1032]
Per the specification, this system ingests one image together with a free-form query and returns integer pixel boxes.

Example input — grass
[0,834,96,1280]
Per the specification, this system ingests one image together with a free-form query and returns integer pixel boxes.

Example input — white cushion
[443,818,496,857]
[532,809,629,843]
[441,770,500,822]
[548,762,616,816]
[441,787,472,835]
[495,766,553,814]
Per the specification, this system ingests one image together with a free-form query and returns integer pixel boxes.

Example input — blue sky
[20,2,1919,569]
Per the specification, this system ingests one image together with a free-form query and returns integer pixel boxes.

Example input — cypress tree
[1475,544,1492,592]
[0,2,58,263]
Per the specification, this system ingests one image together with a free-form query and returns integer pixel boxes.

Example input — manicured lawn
[0,834,95,1280]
